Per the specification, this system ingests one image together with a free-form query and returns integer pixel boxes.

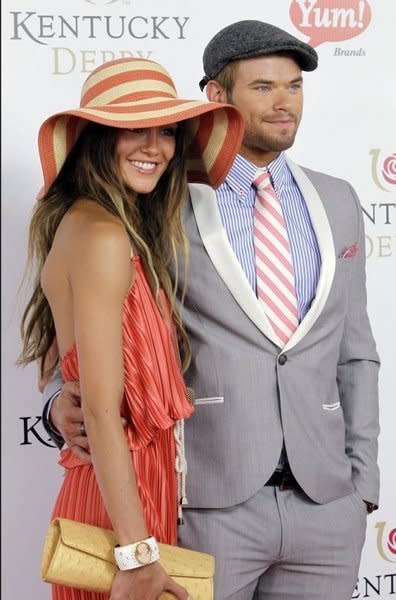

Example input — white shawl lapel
[189,157,335,351]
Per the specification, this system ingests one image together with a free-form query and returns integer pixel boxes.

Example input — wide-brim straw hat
[38,57,244,194]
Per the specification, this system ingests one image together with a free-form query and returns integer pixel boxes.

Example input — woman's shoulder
[55,198,133,275]
[60,198,130,251]
[64,197,123,229]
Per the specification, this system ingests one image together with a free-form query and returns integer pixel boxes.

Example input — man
[43,20,380,600]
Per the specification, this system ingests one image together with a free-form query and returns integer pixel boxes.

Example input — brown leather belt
[264,470,300,491]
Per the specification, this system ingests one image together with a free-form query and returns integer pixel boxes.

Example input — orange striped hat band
[38,57,244,193]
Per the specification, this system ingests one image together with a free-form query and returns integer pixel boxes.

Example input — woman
[19,57,243,599]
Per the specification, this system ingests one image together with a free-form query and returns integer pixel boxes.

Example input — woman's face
[116,125,178,195]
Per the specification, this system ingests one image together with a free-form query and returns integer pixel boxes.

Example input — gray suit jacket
[180,157,380,510]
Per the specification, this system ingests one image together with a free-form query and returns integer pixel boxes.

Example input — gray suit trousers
[178,485,367,600]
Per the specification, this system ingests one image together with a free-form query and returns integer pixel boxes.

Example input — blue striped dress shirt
[216,152,321,322]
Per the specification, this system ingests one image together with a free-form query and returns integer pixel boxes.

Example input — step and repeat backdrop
[2,0,395,598]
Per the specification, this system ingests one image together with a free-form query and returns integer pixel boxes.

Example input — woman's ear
[205,80,226,103]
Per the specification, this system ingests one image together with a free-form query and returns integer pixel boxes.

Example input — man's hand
[50,381,91,463]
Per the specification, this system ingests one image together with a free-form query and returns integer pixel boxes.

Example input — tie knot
[253,169,271,192]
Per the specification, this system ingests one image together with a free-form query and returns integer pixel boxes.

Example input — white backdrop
[2,1,395,598]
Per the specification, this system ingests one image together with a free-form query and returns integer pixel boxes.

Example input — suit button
[278,354,287,365]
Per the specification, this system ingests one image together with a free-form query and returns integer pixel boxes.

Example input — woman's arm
[69,217,146,543]
[67,215,188,599]
[38,338,59,393]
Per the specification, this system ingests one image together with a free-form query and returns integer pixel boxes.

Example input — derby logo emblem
[370,149,396,192]
[375,522,396,562]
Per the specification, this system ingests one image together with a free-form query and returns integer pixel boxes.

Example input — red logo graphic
[289,0,372,48]
[382,154,396,186]
[375,522,396,563]
[370,149,396,192]
[388,528,396,555]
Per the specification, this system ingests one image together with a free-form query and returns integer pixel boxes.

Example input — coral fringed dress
[51,255,194,600]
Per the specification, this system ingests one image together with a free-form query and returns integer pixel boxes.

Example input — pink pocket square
[338,242,358,259]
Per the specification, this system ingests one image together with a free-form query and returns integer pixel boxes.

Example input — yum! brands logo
[376,522,396,563]
[289,0,371,48]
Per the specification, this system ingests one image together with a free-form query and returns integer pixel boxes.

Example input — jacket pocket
[194,396,224,406]
[322,401,341,411]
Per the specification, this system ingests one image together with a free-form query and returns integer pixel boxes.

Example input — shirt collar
[222,154,257,201]
[267,153,288,196]
[222,152,290,200]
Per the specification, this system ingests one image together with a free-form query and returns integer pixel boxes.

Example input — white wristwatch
[114,536,160,570]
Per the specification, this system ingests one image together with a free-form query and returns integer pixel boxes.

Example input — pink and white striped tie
[253,169,299,346]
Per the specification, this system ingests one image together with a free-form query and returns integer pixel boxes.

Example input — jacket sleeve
[337,182,380,507]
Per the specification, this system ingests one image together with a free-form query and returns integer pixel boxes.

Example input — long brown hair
[19,122,190,377]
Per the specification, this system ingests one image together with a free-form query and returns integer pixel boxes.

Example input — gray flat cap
[199,20,318,90]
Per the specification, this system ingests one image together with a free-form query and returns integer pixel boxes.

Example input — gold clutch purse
[41,518,214,599]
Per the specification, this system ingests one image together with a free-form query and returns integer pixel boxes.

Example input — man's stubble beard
[242,122,299,154]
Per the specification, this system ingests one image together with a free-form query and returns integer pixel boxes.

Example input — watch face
[135,541,152,565]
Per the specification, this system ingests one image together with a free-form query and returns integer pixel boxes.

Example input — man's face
[228,54,303,165]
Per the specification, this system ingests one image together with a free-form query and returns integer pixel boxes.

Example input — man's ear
[205,80,226,103]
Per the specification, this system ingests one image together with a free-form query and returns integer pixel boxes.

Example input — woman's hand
[110,561,191,599]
